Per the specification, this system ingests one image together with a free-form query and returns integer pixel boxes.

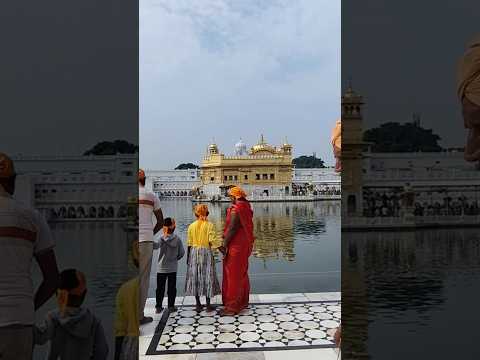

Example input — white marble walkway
[140,292,341,360]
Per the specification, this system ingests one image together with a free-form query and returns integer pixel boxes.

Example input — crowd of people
[363,190,402,217]
[363,189,480,217]
[413,199,480,216]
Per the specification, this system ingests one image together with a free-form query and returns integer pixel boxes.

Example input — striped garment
[184,247,221,298]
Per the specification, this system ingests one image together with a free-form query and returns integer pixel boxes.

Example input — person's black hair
[164,217,174,226]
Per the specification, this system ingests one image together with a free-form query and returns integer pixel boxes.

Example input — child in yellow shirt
[184,205,221,312]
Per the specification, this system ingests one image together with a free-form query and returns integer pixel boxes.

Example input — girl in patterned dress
[184,204,221,312]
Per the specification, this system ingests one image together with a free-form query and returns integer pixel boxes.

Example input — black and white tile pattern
[147,301,340,355]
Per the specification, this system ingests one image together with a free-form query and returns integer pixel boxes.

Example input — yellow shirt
[114,277,139,337]
[187,220,221,249]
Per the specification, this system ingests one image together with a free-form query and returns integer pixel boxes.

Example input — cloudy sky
[343,0,478,149]
[140,0,340,169]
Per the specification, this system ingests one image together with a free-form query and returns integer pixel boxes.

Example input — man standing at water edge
[0,153,59,360]
[138,169,163,325]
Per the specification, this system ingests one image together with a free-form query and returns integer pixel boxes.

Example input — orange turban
[331,119,341,149]
[194,204,209,220]
[228,186,247,199]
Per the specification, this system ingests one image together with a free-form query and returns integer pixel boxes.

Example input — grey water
[149,199,341,296]
[342,229,480,360]
[32,199,339,359]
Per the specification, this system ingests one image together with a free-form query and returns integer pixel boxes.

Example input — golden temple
[200,135,294,197]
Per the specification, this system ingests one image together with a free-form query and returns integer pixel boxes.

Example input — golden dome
[208,142,219,155]
[251,134,276,154]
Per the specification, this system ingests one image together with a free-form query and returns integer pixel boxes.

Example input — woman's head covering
[458,35,480,106]
[57,269,87,316]
[163,217,176,236]
[228,186,247,199]
[194,204,209,220]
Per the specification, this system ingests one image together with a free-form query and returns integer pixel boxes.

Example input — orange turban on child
[194,204,209,220]
[228,186,247,199]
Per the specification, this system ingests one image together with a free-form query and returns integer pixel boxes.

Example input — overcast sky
[343,0,479,149]
[140,0,341,169]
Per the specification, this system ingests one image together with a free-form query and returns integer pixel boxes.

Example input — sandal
[195,305,204,313]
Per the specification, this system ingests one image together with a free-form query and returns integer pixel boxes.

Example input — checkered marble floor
[142,293,341,357]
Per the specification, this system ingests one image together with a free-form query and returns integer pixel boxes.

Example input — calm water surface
[343,229,480,360]
[32,200,339,359]
[150,199,341,296]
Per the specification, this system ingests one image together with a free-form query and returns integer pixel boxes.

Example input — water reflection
[153,200,341,295]
[342,230,480,360]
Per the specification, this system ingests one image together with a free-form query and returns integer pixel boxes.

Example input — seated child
[154,217,185,313]
[184,205,221,313]
[34,269,108,360]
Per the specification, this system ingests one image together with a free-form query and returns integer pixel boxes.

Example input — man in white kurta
[138,169,163,325]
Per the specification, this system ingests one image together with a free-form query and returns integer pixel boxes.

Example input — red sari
[222,199,254,314]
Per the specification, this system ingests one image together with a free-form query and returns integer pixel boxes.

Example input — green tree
[363,122,442,152]
[293,155,325,168]
[175,163,199,170]
[83,140,138,155]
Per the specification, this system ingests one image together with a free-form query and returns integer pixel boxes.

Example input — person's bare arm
[223,210,240,248]
[153,208,164,235]
[34,249,59,310]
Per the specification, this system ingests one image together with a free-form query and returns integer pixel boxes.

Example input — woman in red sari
[219,186,254,316]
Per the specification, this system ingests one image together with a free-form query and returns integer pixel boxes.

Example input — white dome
[235,138,247,155]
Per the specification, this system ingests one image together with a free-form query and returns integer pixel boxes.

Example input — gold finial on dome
[208,138,219,155]
[251,134,276,154]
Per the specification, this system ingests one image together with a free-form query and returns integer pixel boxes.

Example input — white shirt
[0,188,55,327]
[139,186,161,242]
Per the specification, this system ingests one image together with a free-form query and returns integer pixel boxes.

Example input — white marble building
[144,169,201,198]
[144,168,341,199]
[293,168,341,191]
[12,154,137,221]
